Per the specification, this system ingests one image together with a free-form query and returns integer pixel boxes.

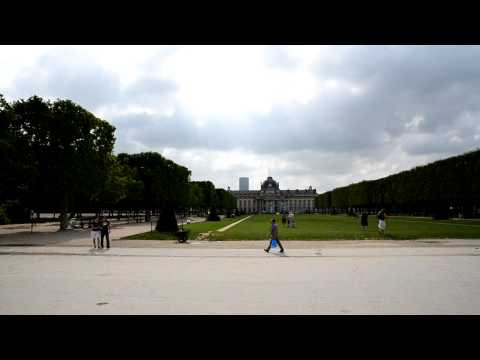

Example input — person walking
[100,217,111,249]
[91,217,101,249]
[281,211,287,226]
[264,218,285,253]
[377,209,387,236]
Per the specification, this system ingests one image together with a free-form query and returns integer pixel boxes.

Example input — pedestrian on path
[91,217,101,249]
[100,217,111,249]
[377,209,387,236]
[265,218,285,253]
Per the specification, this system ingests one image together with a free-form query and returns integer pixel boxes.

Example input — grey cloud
[10,49,121,111]
[112,110,200,153]
[123,77,177,99]
[6,45,480,192]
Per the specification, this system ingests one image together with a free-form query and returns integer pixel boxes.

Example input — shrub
[3,200,29,223]
[0,205,10,225]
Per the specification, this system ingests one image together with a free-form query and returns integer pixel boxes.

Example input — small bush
[3,200,29,223]
[0,205,10,225]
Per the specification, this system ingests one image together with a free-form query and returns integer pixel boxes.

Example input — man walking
[100,217,111,249]
[264,218,285,253]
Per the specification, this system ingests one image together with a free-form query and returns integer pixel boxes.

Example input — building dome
[261,176,279,191]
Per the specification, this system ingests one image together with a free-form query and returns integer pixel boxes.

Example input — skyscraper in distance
[239,177,249,191]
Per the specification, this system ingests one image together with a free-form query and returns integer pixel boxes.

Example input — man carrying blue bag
[264,218,285,253]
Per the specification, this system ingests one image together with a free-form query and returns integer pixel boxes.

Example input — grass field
[123,214,480,241]
[123,215,249,240]
[211,214,480,240]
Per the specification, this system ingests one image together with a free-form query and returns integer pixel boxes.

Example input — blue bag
[271,239,278,248]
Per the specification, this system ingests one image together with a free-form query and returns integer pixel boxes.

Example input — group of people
[265,208,389,254]
[281,211,296,228]
[360,209,388,235]
[91,217,111,249]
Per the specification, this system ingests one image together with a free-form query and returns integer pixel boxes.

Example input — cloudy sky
[1,45,480,192]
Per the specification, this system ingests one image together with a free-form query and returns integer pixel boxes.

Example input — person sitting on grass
[264,218,285,253]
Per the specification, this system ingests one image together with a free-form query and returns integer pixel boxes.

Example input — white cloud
[2,45,480,193]
[405,115,425,130]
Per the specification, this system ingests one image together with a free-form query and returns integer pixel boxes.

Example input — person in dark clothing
[361,212,368,230]
[281,212,287,226]
[264,219,285,253]
[100,217,111,249]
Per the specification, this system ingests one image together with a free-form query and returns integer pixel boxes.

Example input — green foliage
[0,204,10,224]
[317,149,480,217]
[1,94,237,226]
[1,200,29,223]
[1,95,116,229]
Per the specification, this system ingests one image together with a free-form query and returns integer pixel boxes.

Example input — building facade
[230,176,317,213]
[239,177,249,191]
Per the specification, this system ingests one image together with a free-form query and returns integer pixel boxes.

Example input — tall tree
[10,96,116,229]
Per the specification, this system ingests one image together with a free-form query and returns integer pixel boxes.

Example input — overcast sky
[1,45,480,192]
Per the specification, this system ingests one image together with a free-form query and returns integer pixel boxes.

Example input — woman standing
[91,217,101,249]
[377,209,387,236]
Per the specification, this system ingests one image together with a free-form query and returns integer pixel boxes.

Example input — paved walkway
[2,221,480,314]
[0,217,206,247]
[1,244,480,314]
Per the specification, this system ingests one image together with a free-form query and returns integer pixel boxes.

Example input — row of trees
[0,95,237,230]
[315,149,480,218]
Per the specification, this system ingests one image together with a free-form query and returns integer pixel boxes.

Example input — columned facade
[230,176,317,214]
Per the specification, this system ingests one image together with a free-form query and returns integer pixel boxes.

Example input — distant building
[239,177,249,191]
[230,176,317,213]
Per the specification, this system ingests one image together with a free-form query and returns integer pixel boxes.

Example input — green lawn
[123,214,480,241]
[122,216,248,240]
[210,214,480,240]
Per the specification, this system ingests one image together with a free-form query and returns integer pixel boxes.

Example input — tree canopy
[316,149,480,218]
[0,94,238,228]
